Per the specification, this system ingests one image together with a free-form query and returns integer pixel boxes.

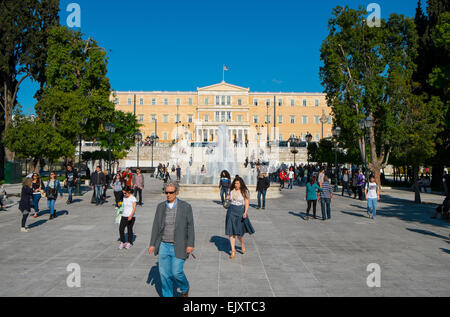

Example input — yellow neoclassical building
[112,81,332,145]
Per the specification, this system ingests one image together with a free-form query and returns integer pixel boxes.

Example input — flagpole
[222,64,224,82]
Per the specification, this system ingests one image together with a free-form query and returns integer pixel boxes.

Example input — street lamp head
[135,132,142,141]
[365,115,373,128]
[105,122,115,133]
[332,126,341,138]
[358,118,365,130]
[305,132,312,143]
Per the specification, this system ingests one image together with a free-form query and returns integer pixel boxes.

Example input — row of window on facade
[116,96,322,107]
[146,131,325,142]
[137,113,332,125]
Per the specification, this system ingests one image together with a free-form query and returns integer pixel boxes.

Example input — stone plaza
[0,175,449,297]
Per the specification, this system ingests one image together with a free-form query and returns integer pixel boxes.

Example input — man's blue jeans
[158,242,189,297]
[94,185,103,204]
[367,198,377,218]
[257,189,267,208]
[320,198,331,220]
[47,199,56,216]
[67,186,74,202]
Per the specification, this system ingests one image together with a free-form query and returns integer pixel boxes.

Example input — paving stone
[0,175,448,296]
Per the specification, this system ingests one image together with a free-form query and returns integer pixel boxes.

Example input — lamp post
[289,137,299,166]
[319,110,329,140]
[256,124,264,161]
[104,123,116,177]
[332,126,341,192]
[266,101,270,147]
[135,132,142,169]
[75,117,88,196]
[358,113,373,192]
[151,119,158,168]
[305,132,313,166]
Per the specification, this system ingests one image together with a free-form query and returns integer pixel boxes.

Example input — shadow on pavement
[341,194,449,228]
[210,235,231,255]
[146,263,162,297]
[340,210,367,218]
[288,211,306,220]
[440,248,450,254]
[28,219,47,228]
[406,228,450,241]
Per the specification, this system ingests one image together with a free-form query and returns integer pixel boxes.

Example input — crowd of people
[10,159,449,297]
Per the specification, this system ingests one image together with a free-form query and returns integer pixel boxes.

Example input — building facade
[112,81,333,145]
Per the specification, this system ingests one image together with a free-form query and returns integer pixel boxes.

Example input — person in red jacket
[122,168,133,187]
[279,168,288,191]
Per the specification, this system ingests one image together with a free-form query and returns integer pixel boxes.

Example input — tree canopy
[319,5,444,185]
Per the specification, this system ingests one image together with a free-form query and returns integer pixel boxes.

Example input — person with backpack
[365,175,380,219]
[19,178,34,232]
[45,171,63,220]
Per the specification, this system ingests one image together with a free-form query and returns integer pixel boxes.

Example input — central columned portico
[194,123,250,144]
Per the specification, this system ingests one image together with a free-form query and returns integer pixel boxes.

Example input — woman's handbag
[223,199,230,209]
[46,187,58,199]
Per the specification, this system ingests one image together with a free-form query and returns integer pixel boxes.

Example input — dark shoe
[49,215,54,220]
[262,207,265,210]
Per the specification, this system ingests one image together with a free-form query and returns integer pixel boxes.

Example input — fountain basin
[177,184,282,200]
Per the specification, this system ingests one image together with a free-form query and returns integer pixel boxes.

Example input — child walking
[118,187,137,249]
[365,175,380,219]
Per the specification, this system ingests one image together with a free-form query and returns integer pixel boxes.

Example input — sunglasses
[165,191,176,194]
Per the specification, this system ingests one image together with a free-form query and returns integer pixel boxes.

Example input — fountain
[175,125,281,199]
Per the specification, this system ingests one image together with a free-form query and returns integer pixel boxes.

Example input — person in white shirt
[365,175,380,219]
[288,168,295,189]
[118,187,137,249]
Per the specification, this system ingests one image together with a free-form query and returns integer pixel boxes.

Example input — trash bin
[4,161,22,184]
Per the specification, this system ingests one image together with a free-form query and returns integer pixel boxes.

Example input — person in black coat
[256,172,270,209]
[19,178,33,232]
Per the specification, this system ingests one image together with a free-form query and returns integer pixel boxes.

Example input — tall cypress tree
[413,0,450,187]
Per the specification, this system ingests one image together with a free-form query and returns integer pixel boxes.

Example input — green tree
[0,0,59,163]
[36,26,116,147]
[97,110,142,160]
[413,0,450,187]
[319,6,442,189]
[3,113,74,172]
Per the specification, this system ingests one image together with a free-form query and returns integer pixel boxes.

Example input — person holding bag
[31,173,45,218]
[45,171,63,220]
[225,176,255,259]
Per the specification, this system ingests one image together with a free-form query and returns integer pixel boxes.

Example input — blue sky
[18,0,420,114]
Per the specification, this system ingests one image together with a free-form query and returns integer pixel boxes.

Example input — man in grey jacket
[148,181,195,297]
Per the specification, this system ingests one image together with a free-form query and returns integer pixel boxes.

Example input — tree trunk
[30,158,41,173]
[413,165,421,204]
